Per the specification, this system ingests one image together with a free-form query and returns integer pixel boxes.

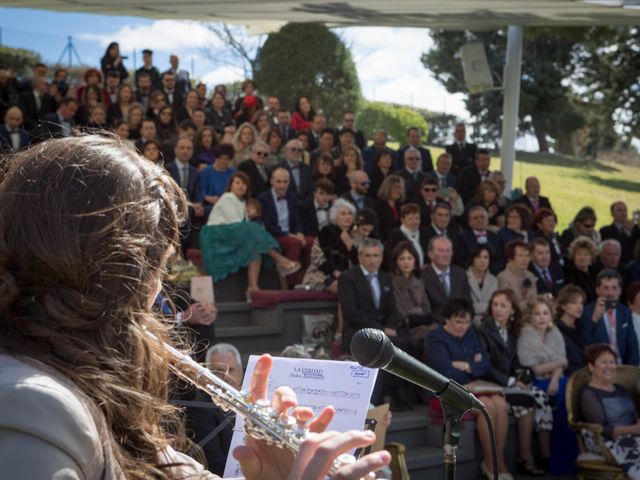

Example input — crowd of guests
[2,44,640,479]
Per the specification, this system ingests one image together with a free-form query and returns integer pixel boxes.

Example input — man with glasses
[445,122,477,175]
[335,111,365,151]
[238,141,271,197]
[397,126,433,173]
[277,139,313,203]
[515,176,553,214]
[397,147,427,203]
[417,177,441,226]
[342,170,375,211]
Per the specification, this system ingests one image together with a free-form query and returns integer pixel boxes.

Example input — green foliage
[416,108,461,146]
[422,28,587,152]
[254,23,361,125]
[357,101,429,143]
[0,46,41,77]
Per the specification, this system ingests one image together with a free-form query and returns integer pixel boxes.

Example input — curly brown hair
[0,136,191,478]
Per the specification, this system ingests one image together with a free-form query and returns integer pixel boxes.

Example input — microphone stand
[441,402,463,480]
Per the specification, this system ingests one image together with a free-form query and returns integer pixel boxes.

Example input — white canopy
[3,1,640,28]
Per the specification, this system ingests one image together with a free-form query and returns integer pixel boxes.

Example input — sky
[0,7,469,118]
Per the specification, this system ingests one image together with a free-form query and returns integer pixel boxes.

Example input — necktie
[607,309,618,357]
[542,269,553,290]
[531,198,539,212]
[439,272,450,297]
[34,93,41,111]
[475,232,487,244]
[440,176,446,188]
[180,166,189,190]
[367,272,380,309]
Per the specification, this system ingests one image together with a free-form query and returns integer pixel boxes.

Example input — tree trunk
[532,119,550,152]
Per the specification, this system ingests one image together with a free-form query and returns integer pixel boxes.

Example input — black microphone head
[350,328,394,369]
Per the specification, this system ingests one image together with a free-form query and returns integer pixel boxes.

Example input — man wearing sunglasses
[238,141,271,197]
[276,139,313,203]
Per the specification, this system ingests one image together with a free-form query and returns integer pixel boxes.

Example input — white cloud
[200,66,245,86]
[78,20,221,52]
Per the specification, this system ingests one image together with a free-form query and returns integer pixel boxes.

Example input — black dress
[563,262,597,304]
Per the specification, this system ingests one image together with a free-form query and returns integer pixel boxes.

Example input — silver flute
[147,332,357,477]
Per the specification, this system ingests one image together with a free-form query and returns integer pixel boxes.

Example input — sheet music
[223,356,378,478]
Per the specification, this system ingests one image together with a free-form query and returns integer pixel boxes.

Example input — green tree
[422,28,586,152]
[0,46,41,77]
[254,23,361,125]
[357,101,429,143]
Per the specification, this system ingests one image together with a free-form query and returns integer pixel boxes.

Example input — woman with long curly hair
[0,136,389,479]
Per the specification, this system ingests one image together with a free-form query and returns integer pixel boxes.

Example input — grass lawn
[425,146,640,231]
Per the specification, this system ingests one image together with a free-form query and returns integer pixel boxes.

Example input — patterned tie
[542,269,553,290]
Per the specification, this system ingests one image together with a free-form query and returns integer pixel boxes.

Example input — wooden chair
[566,365,640,480]
[385,442,410,480]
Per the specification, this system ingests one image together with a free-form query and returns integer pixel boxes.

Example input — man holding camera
[579,269,639,365]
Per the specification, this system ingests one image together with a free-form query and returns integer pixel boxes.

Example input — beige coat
[0,353,218,479]
[497,263,538,313]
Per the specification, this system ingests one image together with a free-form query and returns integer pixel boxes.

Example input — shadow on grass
[514,152,620,173]
[585,174,640,193]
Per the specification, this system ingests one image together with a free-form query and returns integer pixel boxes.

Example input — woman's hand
[452,361,470,373]
[383,327,398,337]
[340,230,354,250]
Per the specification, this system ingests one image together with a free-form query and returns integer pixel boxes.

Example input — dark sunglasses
[255,151,269,157]
[422,187,437,192]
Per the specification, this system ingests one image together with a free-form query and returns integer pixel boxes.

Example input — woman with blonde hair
[232,122,258,167]
[0,136,389,479]
[564,236,598,303]
[334,144,364,195]
[375,174,405,240]
[468,179,503,227]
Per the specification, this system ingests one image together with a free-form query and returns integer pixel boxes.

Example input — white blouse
[206,192,247,226]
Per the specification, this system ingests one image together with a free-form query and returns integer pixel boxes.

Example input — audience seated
[237,141,270,198]
[368,148,394,198]
[489,171,512,210]
[363,129,396,174]
[335,111,366,151]
[206,91,234,134]
[199,143,235,216]
[277,139,314,203]
[423,236,472,325]
[445,122,477,175]
[426,298,512,479]
[477,289,551,475]
[454,206,504,275]
[310,127,336,166]
[498,203,533,245]
[467,179,503,228]
[231,122,257,167]
[385,203,429,268]
[333,144,363,195]
[200,171,299,299]
[517,296,578,475]
[416,177,441,227]
[555,285,588,376]
[529,237,565,298]
[564,236,599,304]
[579,269,639,366]
[497,240,538,312]
[466,245,498,324]
[396,147,427,203]
[299,178,335,237]
[427,152,458,190]
[341,169,375,212]
[458,148,492,205]
[302,198,358,293]
[311,153,335,184]
[397,126,433,173]
[600,201,640,264]
[291,95,314,132]
[389,241,434,352]
[594,239,628,282]
[194,125,218,169]
[0,106,30,151]
[561,207,601,252]
[579,344,640,479]
[423,202,459,246]
[257,167,313,287]
[32,97,78,141]
[374,175,405,241]
[532,208,564,266]
[515,176,553,215]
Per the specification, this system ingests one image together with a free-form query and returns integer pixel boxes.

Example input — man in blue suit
[579,269,639,365]
[257,167,313,286]
[0,106,30,151]
[426,152,457,190]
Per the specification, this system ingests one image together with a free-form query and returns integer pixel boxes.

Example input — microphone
[350,328,483,412]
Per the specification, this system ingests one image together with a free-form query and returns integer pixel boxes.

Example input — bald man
[0,106,30,150]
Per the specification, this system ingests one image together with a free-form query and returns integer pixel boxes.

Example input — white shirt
[207,192,247,225]
[271,188,290,233]
[432,264,451,295]
[400,224,424,266]
[360,265,381,309]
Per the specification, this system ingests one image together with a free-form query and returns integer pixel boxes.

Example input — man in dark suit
[18,76,56,131]
[426,152,457,190]
[32,97,78,142]
[159,71,184,109]
[385,203,429,268]
[165,137,205,250]
[423,203,459,246]
[600,201,640,264]
[134,72,154,112]
[257,167,314,285]
[164,54,191,95]
[457,148,492,205]
[515,176,553,214]
[579,269,639,365]
[396,147,427,203]
[277,139,313,203]
[341,170,375,212]
[306,114,327,152]
[334,111,366,151]
[310,128,336,166]
[445,123,477,176]
[362,129,397,174]
[417,177,441,227]
[299,179,334,237]
[277,109,297,141]
[529,238,565,298]
[338,238,402,353]
[237,141,271,198]
[593,239,628,282]
[0,106,30,151]
[454,206,504,274]
[396,126,433,173]
[423,236,471,325]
